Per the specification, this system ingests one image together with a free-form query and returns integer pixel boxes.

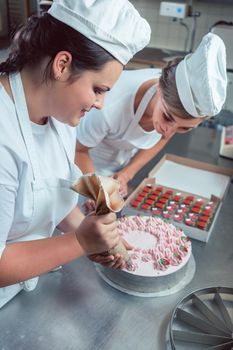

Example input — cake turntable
[95,255,196,298]
[96,215,196,297]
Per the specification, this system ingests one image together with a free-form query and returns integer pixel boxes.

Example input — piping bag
[71,173,132,267]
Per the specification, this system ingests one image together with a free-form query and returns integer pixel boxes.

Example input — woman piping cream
[76,33,227,200]
[0,0,151,307]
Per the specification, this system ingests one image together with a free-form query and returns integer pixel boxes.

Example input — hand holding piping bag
[71,174,132,266]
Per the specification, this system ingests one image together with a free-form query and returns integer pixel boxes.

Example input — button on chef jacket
[76,69,162,176]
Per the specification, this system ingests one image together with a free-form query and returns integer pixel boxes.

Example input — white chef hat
[48,0,151,65]
[175,33,227,117]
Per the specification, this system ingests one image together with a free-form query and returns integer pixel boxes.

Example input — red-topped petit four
[135,195,145,202]
[155,202,165,209]
[173,195,182,202]
[162,211,171,219]
[148,194,158,201]
[142,185,152,192]
[185,218,195,226]
[202,209,212,216]
[173,215,183,223]
[166,190,174,195]
[193,201,203,207]
[155,186,163,192]
[166,205,174,213]
[188,213,198,220]
[180,205,188,213]
[183,199,192,205]
[199,215,209,222]
[131,200,141,208]
[145,199,154,205]
[141,204,151,210]
[186,195,194,201]
[177,209,183,215]
[152,207,162,216]
[159,197,168,203]
[197,221,207,229]
[191,207,201,214]
[163,193,172,199]
[138,191,148,198]
[152,190,162,196]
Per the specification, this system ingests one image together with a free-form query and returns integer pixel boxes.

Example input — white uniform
[0,73,81,307]
[76,69,162,176]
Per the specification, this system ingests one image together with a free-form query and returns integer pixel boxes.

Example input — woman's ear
[52,51,73,81]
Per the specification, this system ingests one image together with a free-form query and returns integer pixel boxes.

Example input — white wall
[131,0,233,51]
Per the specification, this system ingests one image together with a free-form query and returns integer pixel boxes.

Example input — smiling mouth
[80,109,87,117]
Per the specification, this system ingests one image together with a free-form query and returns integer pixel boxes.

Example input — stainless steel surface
[0,127,232,350]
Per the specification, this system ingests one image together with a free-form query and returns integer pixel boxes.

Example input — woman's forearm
[75,143,95,174]
[0,209,120,287]
[57,206,85,233]
[75,151,95,173]
[0,203,88,286]
[0,232,83,287]
[121,138,169,180]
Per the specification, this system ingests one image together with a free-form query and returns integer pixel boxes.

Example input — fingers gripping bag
[71,173,131,264]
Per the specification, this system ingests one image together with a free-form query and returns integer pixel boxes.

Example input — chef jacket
[0,73,81,307]
[76,69,162,176]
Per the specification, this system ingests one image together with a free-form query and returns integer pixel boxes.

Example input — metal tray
[169,286,233,349]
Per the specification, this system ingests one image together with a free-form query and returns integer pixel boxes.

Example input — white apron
[90,85,162,176]
[0,72,81,308]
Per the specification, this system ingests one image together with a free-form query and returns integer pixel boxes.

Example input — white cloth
[0,73,81,307]
[76,69,162,176]
[176,33,227,117]
[48,0,151,65]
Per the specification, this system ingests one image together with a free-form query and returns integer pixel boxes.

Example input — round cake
[97,215,192,295]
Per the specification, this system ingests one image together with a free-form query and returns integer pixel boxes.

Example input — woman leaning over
[0,0,151,307]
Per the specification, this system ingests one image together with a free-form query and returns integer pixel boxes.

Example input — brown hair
[159,57,195,120]
[0,13,115,81]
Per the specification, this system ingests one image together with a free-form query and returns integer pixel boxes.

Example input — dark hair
[159,57,195,120]
[0,13,115,80]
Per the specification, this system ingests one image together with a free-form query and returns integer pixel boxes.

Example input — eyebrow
[178,125,195,129]
[163,109,175,122]
[166,111,174,121]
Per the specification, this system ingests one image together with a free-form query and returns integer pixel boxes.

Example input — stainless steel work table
[0,127,233,350]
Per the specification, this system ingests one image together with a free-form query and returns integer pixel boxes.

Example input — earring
[56,75,61,80]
